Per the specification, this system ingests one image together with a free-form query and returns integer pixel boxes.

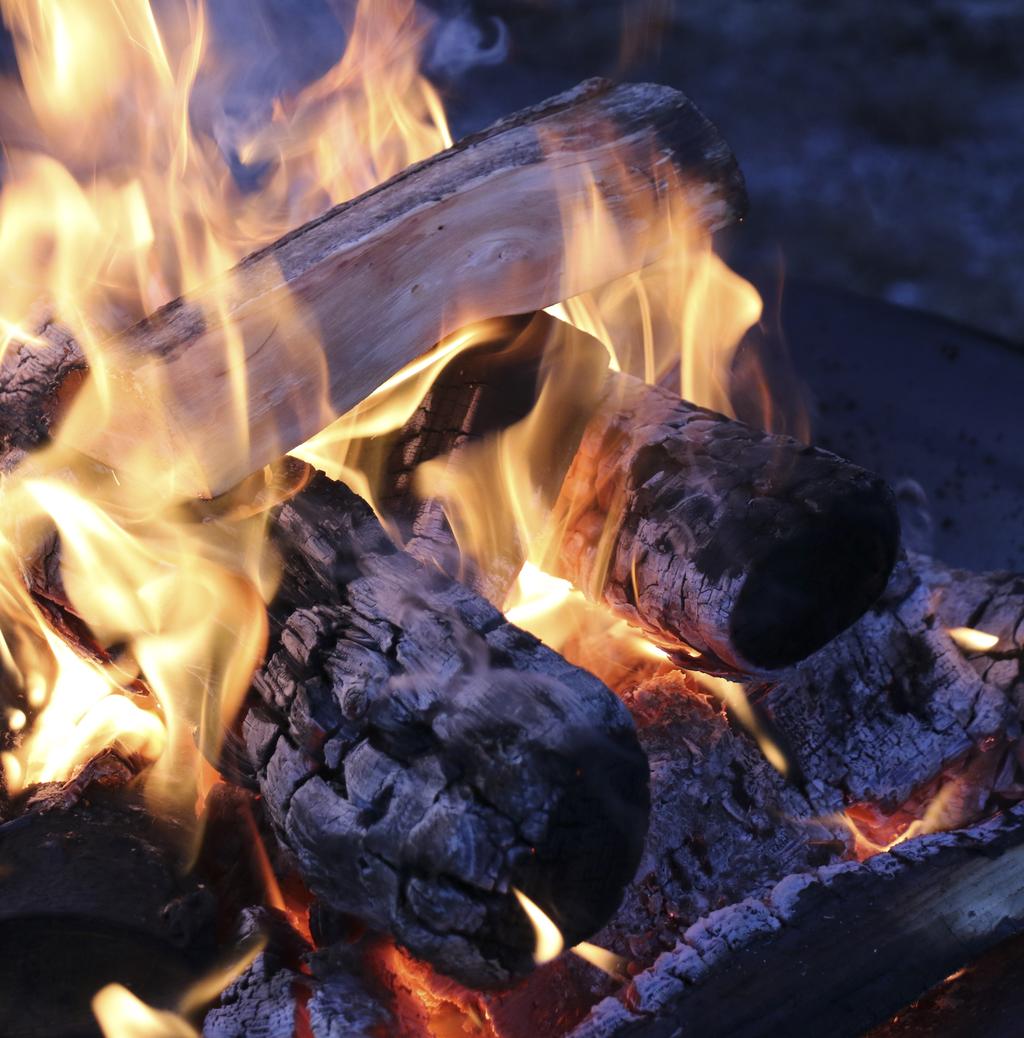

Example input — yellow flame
[514,887,627,979]
[0,0,451,806]
[503,563,672,692]
[948,626,999,653]
[514,887,565,965]
[93,987,198,1038]
[572,941,629,980]
[93,935,264,1037]
[694,673,789,777]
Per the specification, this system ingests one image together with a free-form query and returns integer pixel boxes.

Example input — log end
[731,477,901,669]
[252,595,650,989]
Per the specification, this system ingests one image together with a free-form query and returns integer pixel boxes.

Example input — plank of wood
[46,78,744,498]
[570,803,1024,1038]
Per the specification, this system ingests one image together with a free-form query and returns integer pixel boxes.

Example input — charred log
[246,471,650,989]
[327,312,901,675]
[0,785,218,1038]
[759,558,1011,813]
[203,907,392,1038]
[916,553,1024,706]
[570,803,1024,1038]
[549,363,899,674]
[435,674,849,1038]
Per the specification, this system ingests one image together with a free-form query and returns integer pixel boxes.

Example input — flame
[402,147,762,663]
[503,563,673,692]
[0,0,450,805]
[0,0,762,841]
[948,626,999,653]
[514,888,565,965]
[93,935,263,1037]
[514,888,628,979]
[93,987,198,1038]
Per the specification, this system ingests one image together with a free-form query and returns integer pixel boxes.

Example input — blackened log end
[253,592,650,989]
[732,477,901,669]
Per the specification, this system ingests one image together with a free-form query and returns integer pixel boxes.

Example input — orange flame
[0,0,450,807]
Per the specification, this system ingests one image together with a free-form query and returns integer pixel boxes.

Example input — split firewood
[569,803,1024,1038]
[244,469,650,989]
[330,312,901,674]
[0,785,219,1038]
[1,78,744,499]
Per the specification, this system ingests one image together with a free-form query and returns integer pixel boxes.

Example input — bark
[570,803,1024,1038]
[10,79,744,498]
[549,365,899,674]
[245,471,650,990]
[0,785,218,1038]
[759,558,1012,813]
[332,312,902,675]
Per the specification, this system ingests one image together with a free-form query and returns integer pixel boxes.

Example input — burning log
[594,676,845,962]
[351,312,901,673]
[549,366,899,673]
[570,803,1024,1038]
[0,782,218,1038]
[244,470,650,989]
[359,671,850,1038]
[7,78,744,499]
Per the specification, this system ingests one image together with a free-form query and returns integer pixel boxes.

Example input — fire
[514,888,628,979]
[92,937,263,1036]
[93,986,199,1038]
[948,626,999,653]
[503,563,674,692]
[0,0,450,806]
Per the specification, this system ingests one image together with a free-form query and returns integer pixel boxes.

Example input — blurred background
[436,0,1024,345]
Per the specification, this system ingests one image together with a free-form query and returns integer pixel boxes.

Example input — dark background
[437,0,1024,346]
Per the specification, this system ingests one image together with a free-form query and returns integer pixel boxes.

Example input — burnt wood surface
[570,803,1024,1038]
[758,557,1011,813]
[550,363,900,674]
[0,786,218,1038]
[12,79,744,498]
[330,312,901,675]
[245,470,650,989]
[203,907,392,1038]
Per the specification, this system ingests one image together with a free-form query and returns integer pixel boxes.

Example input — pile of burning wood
[1,28,1023,1038]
